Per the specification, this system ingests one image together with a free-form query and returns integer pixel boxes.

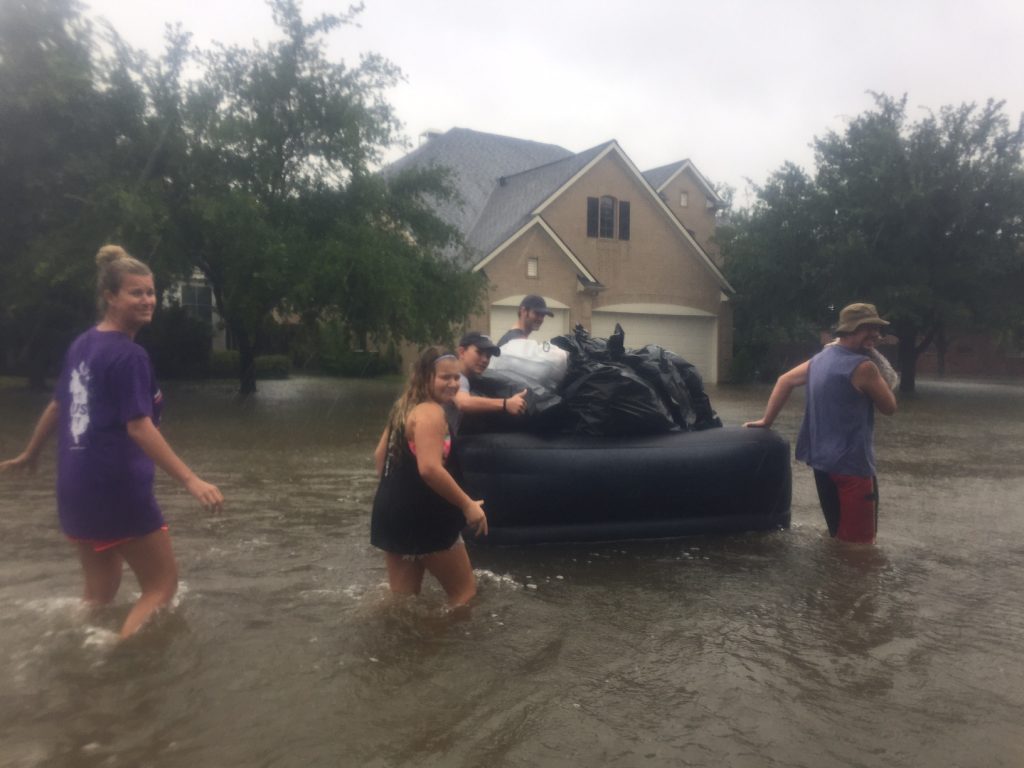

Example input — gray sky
[84,0,1024,207]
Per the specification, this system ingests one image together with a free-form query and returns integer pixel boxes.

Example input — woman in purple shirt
[1,245,223,638]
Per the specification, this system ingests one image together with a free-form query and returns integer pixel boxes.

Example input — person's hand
[462,499,488,537]
[185,476,224,513]
[0,452,39,474]
[505,389,528,416]
[743,419,770,428]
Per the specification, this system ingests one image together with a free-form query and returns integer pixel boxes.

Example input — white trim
[472,217,598,283]
[593,303,715,317]
[491,294,570,309]
[655,159,724,205]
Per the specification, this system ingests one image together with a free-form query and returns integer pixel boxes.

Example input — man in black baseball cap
[454,331,527,418]
[497,294,554,346]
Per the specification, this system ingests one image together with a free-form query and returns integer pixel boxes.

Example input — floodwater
[2,375,1023,768]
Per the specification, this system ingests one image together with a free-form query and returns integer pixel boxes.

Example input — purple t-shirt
[55,327,165,539]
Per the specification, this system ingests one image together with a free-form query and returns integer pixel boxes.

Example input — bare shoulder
[408,401,445,430]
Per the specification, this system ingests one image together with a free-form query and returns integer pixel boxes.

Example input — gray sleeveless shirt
[795,345,876,476]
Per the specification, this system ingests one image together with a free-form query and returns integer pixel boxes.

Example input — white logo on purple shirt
[69,362,91,445]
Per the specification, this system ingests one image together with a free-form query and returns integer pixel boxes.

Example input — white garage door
[592,312,717,382]
[490,306,570,344]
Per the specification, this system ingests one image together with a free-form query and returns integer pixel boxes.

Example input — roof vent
[420,129,443,144]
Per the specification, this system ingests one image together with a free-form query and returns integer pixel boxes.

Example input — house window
[527,257,538,278]
[586,196,632,240]
[680,191,689,207]
[182,284,213,324]
[599,196,615,238]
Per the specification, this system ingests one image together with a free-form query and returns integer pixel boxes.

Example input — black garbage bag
[559,362,676,436]
[622,345,722,431]
[662,350,722,430]
[551,323,624,368]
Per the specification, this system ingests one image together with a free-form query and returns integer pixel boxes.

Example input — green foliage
[722,93,1024,389]
[315,317,399,377]
[1,0,482,395]
[138,305,212,379]
[208,351,290,379]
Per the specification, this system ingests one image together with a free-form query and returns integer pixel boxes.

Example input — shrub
[208,350,291,379]
[141,306,212,379]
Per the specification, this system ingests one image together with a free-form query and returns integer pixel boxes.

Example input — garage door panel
[592,313,716,382]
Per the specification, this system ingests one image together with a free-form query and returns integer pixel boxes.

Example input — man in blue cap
[497,294,554,346]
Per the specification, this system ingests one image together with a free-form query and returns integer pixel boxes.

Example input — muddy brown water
[2,376,1023,767]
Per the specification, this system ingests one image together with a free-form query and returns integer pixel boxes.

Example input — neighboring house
[388,128,734,382]
[165,269,228,351]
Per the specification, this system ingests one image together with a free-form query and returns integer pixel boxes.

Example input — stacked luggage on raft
[453,325,792,544]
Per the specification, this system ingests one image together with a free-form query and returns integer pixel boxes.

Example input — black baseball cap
[520,294,554,316]
[458,331,501,356]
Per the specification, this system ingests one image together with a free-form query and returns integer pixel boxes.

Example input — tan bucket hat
[834,303,890,334]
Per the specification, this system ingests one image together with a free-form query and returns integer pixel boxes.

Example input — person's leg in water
[116,528,179,638]
[75,542,124,606]
[422,542,476,608]
[384,552,426,596]
[832,474,878,544]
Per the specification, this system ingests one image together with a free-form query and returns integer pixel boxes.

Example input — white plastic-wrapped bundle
[489,339,569,389]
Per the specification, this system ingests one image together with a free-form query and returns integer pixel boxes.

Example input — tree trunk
[897,330,918,394]
[235,327,258,396]
[936,323,948,377]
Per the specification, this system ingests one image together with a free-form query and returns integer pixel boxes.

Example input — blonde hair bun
[95,244,130,267]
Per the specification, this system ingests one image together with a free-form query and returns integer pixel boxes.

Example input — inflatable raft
[454,426,791,545]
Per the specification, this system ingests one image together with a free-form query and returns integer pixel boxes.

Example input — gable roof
[387,128,732,291]
[466,142,611,256]
[384,128,572,258]
[642,159,725,206]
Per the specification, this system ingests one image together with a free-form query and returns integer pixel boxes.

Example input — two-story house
[388,128,733,381]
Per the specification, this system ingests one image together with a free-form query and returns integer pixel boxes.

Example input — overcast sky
[83,0,1024,207]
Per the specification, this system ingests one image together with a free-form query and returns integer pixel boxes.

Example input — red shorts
[812,471,878,544]
[68,525,169,553]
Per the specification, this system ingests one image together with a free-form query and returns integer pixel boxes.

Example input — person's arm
[454,388,528,416]
[125,417,224,512]
[0,400,60,473]
[409,403,487,536]
[744,361,810,428]
[851,360,898,415]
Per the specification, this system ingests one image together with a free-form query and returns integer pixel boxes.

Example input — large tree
[721,94,1024,391]
[1,0,484,393]
[166,0,482,393]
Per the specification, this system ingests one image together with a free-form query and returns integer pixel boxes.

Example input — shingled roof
[642,159,725,206]
[384,128,572,262]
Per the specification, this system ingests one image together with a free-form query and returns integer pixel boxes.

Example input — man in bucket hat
[745,303,898,544]
[497,294,554,346]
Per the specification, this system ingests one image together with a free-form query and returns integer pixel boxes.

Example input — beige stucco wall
[538,151,723,316]
[465,150,732,376]
[659,169,721,263]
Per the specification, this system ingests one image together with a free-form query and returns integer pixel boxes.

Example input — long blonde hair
[95,244,152,315]
[384,347,455,461]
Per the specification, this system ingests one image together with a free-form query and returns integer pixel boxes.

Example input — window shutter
[586,197,598,237]
[618,201,630,241]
